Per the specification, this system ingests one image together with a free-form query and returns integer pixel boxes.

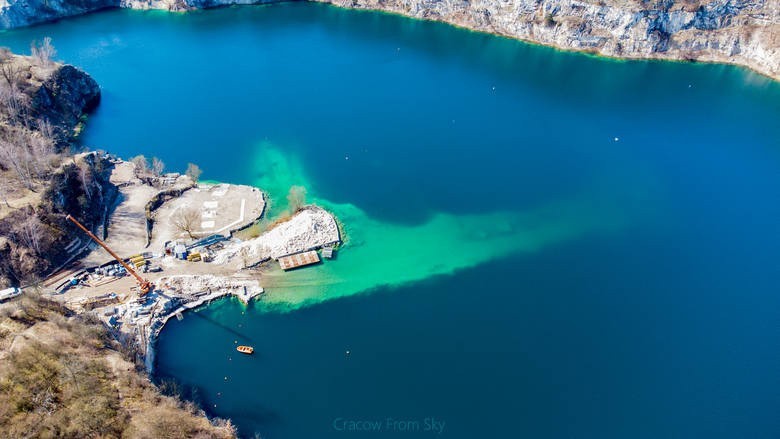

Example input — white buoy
[614,137,620,142]
[346,350,351,356]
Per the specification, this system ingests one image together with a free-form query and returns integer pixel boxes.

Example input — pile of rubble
[158,274,263,304]
[212,206,340,267]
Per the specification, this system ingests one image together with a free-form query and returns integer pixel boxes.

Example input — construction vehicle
[65,215,153,295]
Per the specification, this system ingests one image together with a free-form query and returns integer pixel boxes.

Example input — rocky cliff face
[0,152,117,287]
[32,64,101,144]
[0,0,777,79]
[0,56,106,287]
[0,0,114,29]
[0,54,100,145]
[319,0,780,79]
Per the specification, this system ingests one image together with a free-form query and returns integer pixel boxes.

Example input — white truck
[0,287,22,303]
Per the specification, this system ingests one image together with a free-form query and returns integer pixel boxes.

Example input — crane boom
[65,214,152,295]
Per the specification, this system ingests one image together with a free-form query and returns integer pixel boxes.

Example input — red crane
[66,214,153,295]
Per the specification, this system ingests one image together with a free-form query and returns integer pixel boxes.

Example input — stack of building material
[277,251,320,270]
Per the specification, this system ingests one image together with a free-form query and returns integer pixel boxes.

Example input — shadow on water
[223,406,283,435]
[184,299,257,344]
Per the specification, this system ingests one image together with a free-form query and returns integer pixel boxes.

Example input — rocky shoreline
[0,52,343,374]
[72,201,341,371]
[0,50,345,437]
[47,159,342,371]
[0,54,240,436]
[0,0,778,80]
[0,54,106,288]
[135,274,266,372]
[326,0,779,80]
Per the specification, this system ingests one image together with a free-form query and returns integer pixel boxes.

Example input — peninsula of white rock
[212,206,341,269]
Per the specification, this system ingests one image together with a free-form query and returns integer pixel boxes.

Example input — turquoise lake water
[3,4,780,437]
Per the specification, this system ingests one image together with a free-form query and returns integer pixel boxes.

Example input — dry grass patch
[0,294,236,438]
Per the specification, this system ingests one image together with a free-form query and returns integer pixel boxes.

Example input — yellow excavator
[66,214,153,295]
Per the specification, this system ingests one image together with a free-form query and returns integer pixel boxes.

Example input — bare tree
[185,162,202,183]
[0,176,10,207]
[36,118,55,140]
[0,138,22,183]
[32,120,57,169]
[14,215,44,254]
[0,65,28,121]
[130,155,148,176]
[30,37,56,68]
[171,207,199,239]
[78,163,92,199]
[151,157,165,177]
[287,185,307,212]
[0,48,31,124]
[0,56,21,87]
[0,47,12,63]
[0,133,35,190]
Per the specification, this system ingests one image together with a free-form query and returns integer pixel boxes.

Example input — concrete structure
[149,183,265,251]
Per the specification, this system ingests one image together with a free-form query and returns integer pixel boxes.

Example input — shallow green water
[251,145,631,310]
[2,4,779,438]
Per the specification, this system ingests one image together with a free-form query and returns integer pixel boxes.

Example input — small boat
[236,345,254,355]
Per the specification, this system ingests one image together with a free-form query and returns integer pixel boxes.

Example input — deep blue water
[2,4,779,438]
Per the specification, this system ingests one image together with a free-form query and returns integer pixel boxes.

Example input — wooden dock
[277,250,320,270]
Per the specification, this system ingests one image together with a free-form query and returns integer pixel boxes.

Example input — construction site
[37,159,341,369]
